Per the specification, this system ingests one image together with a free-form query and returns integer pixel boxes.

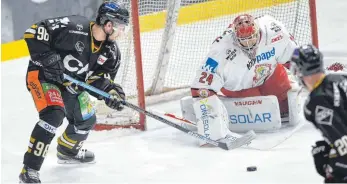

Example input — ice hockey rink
[1,0,347,183]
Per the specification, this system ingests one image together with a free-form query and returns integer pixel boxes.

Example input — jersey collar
[90,22,105,53]
[313,74,326,90]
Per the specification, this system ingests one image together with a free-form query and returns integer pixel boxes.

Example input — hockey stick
[63,74,256,150]
[150,109,305,151]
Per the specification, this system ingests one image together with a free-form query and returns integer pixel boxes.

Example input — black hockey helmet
[96,1,129,27]
[290,44,324,87]
[290,44,324,76]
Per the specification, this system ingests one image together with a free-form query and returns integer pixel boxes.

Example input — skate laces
[77,149,87,159]
[26,167,40,180]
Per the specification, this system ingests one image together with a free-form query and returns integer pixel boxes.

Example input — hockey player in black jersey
[19,1,129,183]
[290,44,347,183]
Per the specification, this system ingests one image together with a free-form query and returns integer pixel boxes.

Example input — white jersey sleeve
[190,31,234,93]
[259,15,297,64]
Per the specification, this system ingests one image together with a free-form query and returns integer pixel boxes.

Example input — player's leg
[259,64,291,115]
[56,90,96,164]
[20,69,65,183]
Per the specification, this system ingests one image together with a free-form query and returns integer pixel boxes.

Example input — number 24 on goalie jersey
[191,56,225,96]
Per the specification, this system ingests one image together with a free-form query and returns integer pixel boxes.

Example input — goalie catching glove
[87,76,125,111]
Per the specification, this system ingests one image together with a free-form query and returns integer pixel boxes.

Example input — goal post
[309,0,319,48]
[94,0,319,131]
[150,0,182,95]
[130,0,146,131]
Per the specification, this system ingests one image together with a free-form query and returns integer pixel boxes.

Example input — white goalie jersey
[191,15,297,94]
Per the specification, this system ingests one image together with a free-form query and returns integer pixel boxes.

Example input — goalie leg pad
[287,88,306,126]
[180,96,197,122]
[220,95,282,133]
[193,95,230,146]
[181,95,282,133]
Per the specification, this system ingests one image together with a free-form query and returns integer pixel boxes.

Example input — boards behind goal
[94,0,320,131]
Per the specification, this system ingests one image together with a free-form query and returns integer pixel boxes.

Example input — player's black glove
[312,140,331,177]
[39,52,64,84]
[87,76,125,111]
[104,82,125,111]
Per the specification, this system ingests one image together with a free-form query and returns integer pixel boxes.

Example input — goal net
[94,0,319,131]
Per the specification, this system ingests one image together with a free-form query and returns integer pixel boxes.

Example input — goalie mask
[290,44,324,87]
[231,14,260,58]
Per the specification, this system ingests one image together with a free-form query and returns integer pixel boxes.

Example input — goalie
[180,14,301,143]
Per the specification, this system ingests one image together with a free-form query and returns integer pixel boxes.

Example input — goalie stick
[63,74,256,151]
[150,109,306,151]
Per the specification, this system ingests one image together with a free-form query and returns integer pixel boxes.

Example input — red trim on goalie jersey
[221,87,261,98]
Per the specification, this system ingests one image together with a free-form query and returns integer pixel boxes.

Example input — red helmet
[231,14,260,57]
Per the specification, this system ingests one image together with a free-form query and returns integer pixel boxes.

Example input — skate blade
[57,159,96,164]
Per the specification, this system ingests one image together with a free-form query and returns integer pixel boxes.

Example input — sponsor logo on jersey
[97,55,108,65]
[75,41,85,55]
[202,57,218,73]
[76,24,83,31]
[315,105,334,126]
[270,22,281,32]
[198,88,209,98]
[42,83,64,107]
[226,49,237,61]
[271,34,283,43]
[247,47,276,70]
[63,54,89,75]
[29,82,42,99]
[234,100,262,106]
[230,113,272,124]
[38,120,57,134]
[252,64,272,86]
[48,17,70,30]
[69,30,88,36]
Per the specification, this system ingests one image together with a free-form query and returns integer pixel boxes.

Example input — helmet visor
[107,21,129,40]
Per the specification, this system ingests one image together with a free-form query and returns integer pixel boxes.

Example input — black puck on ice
[247,166,257,172]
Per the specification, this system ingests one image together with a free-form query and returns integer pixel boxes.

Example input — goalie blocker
[180,88,303,133]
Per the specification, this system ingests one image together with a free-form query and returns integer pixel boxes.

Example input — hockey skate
[57,146,95,164]
[19,165,41,183]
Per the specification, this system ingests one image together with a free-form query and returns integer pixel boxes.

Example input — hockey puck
[247,166,257,172]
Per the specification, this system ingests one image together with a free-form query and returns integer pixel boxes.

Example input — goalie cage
[93,0,336,131]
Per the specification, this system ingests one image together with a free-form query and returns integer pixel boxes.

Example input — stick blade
[219,130,257,150]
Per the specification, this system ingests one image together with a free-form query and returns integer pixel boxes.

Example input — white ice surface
[1,0,347,183]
